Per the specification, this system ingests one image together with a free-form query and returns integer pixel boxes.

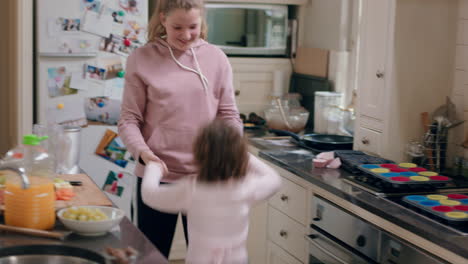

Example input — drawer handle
[361,137,370,145]
[235,90,240,96]
[280,194,288,202]
[376,71,384,78]
[279,230,288,238]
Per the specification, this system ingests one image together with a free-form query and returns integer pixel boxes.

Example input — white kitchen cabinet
[267,241,303,264]
[268,207,308,262]
[248,145,312,264]
[269,174,308,226]
[354,0,457,161]
[229,58,292,116]
[356,0,391,131]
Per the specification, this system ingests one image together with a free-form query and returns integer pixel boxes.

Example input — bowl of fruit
[57,205,125,236]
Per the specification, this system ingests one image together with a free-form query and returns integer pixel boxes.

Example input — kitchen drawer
[359,115,383,132]
[268,206,307,263]
[269,176,307,225]
[267,241,303,264]
[355,126,381,156]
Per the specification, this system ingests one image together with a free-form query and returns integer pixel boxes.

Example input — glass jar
[4,134,56,230]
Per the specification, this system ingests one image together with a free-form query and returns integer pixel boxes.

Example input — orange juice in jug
[4,176,55,229]
[3,134,56,230]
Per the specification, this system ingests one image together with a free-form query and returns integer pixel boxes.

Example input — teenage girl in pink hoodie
[142,120,282,263]
[117,0,242,258]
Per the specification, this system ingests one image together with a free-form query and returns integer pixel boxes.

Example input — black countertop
[0,170,167,264]
[249,137,468,261]
[0,217,167,263]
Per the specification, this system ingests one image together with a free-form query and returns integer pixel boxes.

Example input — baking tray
[403,194,468,223]
[357,163,452,186]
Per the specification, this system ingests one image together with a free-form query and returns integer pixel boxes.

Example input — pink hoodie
[141,154,282,263]
[118,39,242,181]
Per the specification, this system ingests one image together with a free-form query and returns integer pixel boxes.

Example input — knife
[68,181,82,186]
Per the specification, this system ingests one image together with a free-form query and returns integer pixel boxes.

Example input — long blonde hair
[147,0,207,43]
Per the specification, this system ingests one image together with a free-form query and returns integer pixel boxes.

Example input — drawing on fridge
[34,0,149,219]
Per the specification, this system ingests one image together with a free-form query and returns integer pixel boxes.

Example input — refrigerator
[35,0,148,218]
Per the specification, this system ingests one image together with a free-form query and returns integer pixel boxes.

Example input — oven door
[307,226,376,264]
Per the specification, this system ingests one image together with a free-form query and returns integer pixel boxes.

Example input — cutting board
[0,174,113,212]
[55,174,113,209]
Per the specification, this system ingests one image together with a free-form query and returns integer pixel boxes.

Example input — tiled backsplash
[453,0,468,159]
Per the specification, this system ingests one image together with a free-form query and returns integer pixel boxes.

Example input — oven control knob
[356,235,366,247]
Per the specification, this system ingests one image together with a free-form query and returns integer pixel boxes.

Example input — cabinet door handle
[235,90,240,96]
[280,194,288,202]
[376,71,384,78]
[279,230,288,238]
[361,137,370,145]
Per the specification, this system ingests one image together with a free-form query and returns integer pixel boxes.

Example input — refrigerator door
[79,125,136,218]
[35,0,148,220]
[36,59,89,124]
[36,0,101,56]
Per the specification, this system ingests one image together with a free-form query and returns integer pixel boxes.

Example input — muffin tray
[357,163,452,186]
[403,194,468,223]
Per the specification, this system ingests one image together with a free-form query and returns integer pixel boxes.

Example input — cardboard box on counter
[294,47,329,78]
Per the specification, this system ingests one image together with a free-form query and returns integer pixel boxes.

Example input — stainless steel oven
[309,196,448,264]
[307,230,373,264]
[308,196,379,264]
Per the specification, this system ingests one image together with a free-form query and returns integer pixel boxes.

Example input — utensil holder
[423,124,449,172]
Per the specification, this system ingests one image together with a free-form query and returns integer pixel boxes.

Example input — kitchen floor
[169,260,184,264]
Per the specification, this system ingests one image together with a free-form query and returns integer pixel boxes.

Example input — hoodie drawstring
[166,45,209,94]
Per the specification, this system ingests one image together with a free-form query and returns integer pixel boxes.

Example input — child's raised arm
[141,162,191,213]
[248,154,282,202]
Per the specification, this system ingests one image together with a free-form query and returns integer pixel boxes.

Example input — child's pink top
[141,154,281,263]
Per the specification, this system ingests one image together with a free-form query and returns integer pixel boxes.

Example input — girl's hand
[140,150,168,174]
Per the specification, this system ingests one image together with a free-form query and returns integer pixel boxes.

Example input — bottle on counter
[3,134,56,230]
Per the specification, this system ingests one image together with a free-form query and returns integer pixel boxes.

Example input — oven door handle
[305,234,349,264]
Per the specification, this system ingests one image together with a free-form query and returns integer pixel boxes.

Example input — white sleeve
[248,154,282,202]
[141,162,190,213]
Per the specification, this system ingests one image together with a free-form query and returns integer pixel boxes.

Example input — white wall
[452,0,468,159]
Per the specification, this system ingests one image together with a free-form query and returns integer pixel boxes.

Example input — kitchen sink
[0,244,106,264]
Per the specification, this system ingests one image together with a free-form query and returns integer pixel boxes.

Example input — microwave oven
[205,3,289,56]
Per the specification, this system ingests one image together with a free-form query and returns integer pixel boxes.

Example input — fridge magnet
[102,170,125,197]
[97,7,126,36]
[80,0,102,12]
[102,7,125,24]
[47,67,78,98]
[99,57,124,80]
[85,97,121,125]
[119,0,140,15]
[123,20,145,44]
[81,10,113,38]
[105,63,123,80]
[95,129,129,168]
[99,34,140,56]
